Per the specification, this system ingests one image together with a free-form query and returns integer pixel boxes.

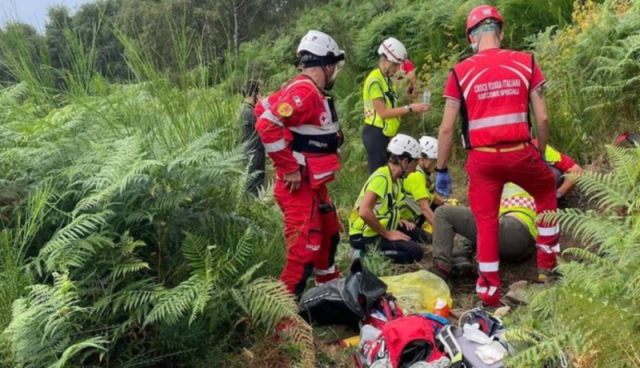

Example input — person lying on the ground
[348,134,430,264]
[398,136,447,234]
[428,183,537,284]
[532,139,583,202]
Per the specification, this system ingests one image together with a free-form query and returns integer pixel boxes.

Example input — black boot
[428,262,452,287]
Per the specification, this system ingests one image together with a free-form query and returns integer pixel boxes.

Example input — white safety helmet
[419,136,438,159]
[297,30,346,88]
[388,134,420,160]
[297,30,342,58]
[378,37,408,64]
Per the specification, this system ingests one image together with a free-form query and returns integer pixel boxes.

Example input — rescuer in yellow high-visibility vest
[349,134,430,264]
[362,37,431,175]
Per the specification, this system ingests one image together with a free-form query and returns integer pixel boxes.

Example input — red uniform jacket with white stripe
[255,75,343,185]
[254,90,278,120]
[443,48,546,149]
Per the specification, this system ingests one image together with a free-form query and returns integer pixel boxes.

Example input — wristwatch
[405,105,412,112]
[556,190,563,199]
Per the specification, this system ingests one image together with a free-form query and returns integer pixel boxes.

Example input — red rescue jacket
[450,49,536,148]
[255,75,343,188]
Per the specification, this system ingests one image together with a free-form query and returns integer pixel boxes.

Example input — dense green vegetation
[1,0,639,367]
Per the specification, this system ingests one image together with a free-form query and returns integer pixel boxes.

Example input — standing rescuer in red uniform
[255,30,346,298]
[435,5,560,308]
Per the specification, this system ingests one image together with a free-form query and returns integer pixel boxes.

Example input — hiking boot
[504,280,528,307]
[428,263,452,287]
[536,268,561,284]
[475,301,499,314]
[451,255,474,276]
[474,301,511,319]
[452,255,473,267]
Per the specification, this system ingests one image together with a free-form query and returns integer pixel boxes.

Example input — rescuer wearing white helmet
[362,37,431,175]
[348,134,430,264]
[396,136,452,238]
[255,30,346,298]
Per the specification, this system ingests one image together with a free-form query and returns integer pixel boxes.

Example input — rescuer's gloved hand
[435,167,452,198]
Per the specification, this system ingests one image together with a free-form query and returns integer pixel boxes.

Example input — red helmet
[466,5,504,39]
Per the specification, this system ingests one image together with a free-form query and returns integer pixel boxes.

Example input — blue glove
[435,168,452,198]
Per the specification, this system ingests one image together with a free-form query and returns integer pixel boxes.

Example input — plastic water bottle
[422,90,431,104]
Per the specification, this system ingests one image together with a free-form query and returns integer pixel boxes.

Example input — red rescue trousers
[466,143,560,306]
[274,168,341,297]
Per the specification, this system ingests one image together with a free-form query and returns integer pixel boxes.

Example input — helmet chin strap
[471,30,483,53]
[400,160,409,178]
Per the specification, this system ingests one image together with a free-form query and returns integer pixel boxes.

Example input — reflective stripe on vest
[292,151,306,166]
[499,183,537,238]
[398,165,430,221]
[263,76,342,156]
[469,112,528,131]
[260,110,284,127]
[363,69,400,137]
[290,124,340,135]
[349,166,401,237]
[287,77,341,155]
[452,51,534,148]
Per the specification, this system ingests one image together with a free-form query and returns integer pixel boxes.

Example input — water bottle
[422,90,431,104]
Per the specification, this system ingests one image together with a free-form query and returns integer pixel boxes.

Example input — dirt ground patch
[312,181,594,367]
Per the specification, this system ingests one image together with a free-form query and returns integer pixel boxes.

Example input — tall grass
[2,0,640,366]
[505,144,640,367]
[0,10,301,368]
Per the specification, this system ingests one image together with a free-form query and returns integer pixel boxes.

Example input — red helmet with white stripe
[466,5,504,40]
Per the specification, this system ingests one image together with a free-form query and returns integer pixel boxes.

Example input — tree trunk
[233,1,239,57]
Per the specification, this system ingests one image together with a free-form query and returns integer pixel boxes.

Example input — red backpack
[362,294,404,330]
[362,315,447,368]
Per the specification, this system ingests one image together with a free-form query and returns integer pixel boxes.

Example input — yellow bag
[380,270,452,314]
[445,198,460,206]
[422,221,433,234]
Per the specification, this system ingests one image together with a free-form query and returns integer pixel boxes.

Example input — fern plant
[506,145,640,368]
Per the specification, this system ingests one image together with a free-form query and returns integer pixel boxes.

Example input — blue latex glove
[435,169,452,198]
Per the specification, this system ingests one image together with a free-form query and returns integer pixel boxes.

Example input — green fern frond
[182,232,210,273]
[37,211,113,272]
[240,278,298,331]
[111,259,150,281]
[237,262,266,286]
[47,336,108,368]
[144,276,203,326]
[215,227,255,280]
